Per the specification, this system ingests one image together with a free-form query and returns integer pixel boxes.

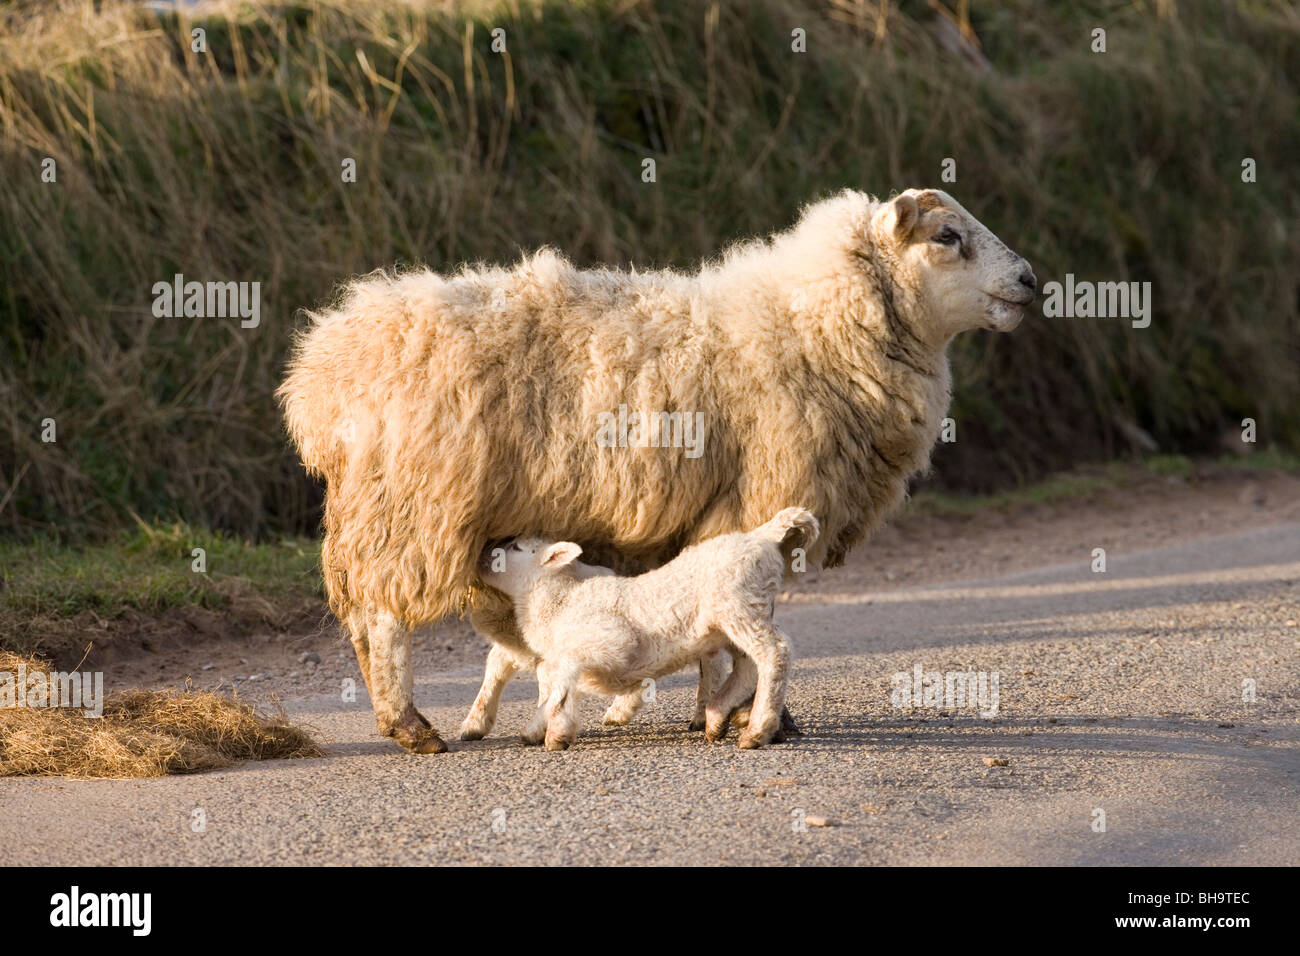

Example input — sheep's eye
[932,227,961,246]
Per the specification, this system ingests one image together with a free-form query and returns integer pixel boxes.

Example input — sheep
[277,187,1036,753]
[482,508,819,750]
[458,557,732,739]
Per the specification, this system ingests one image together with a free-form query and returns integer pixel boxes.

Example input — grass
[3,451,1295,654]
[0,521,322,658]
[0,522,321,621]
[0,0,1297,539]
[907,449,1300,518]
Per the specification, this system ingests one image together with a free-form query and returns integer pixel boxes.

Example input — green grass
[1,0,1297,536]
[1216,447,1300,472]
[908,450,1300,518]
[4,449,1294,646]
[0,522,321,624]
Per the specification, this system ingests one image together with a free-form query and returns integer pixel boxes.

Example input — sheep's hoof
[408,732,449,754]
[544,735,573,751]
[738,730,773,750]
[602,712,632,726]
[688,718,707,732]
[520,728,545,746]
[459,724,487,741]
[704,719,729,742]
[385,707,449,754]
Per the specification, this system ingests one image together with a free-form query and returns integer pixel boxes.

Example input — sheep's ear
[881,192,920,241]
[540,542,583,569]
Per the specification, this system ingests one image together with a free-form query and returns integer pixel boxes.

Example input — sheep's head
[479,537,583,600]
[873,188,1036,340]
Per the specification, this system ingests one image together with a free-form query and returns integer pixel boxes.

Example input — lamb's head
[479,537,584,601]
[872,188,1036,339]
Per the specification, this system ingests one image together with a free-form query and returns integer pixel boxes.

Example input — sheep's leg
[366,609,447,754]
[344,607,373,698]
[703,653,758,742]
[460,644,523,740]
[602,690,644,726]
[542,662,582,751]
[725,621,791,749]
[689,650,730,731]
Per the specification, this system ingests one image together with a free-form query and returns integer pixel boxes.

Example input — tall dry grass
[1,0,1297,537]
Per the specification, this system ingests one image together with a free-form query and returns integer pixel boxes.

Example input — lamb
[277,187,1036,753]
[482,508,819,750]
[458,557,732,739]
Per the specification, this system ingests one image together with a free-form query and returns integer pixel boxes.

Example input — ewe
[278,188,1036,753]
[483,508,819,750]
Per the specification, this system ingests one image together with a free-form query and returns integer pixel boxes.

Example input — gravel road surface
[4,522,1297,866]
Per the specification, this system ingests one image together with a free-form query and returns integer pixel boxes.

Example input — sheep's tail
[753,507,820,551]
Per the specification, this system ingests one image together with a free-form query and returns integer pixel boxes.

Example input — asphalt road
[4,523,1297,865]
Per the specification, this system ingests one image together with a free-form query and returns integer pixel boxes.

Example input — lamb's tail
[752,507,820,551]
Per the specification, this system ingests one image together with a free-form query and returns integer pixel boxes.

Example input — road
[4,522,1297,865]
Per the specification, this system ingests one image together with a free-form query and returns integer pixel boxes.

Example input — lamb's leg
[724,620,791,749]
[460,644,523,740]
[602,690,644,726]
[521,660,551,746]
[542,662,582,751]
[689,650,730,731]
[703,652,758,742]
[366,608,447,754]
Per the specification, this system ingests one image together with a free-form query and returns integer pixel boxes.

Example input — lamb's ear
[880,192,920,241]
[540,542,583,569]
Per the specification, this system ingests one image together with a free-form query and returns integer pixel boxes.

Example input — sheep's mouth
[983,294,1029,331]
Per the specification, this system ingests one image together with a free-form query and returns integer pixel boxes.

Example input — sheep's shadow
[448,712,1295,761]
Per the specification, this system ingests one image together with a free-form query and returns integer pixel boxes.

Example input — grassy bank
[3,453,1293,659]
[0,522,322,659]
[1,0,1297,538]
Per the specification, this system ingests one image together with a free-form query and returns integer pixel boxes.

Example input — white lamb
[460,559,733,741]
[480,507,819,751]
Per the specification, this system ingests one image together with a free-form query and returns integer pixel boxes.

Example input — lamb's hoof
[544,736,573,752]
[730,704,800,738]
[602,712,632,727]
[688,718,707,732]
[459,724,487,741]
[385,707,449,754]
[520,731,544,747]
[738,729,774,750]
[704,719,729,742]
[780,706,801,736]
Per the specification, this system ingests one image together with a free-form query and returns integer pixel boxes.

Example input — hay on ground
[0,652,323,778]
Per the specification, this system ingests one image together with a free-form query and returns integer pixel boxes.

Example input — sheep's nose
[1018,269,1037,294]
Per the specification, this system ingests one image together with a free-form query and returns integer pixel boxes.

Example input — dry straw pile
[0,652,323,777]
